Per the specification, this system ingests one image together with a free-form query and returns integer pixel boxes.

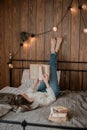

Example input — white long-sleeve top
[25,87,56,107]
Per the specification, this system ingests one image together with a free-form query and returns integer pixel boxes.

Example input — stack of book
[48,106,69,123]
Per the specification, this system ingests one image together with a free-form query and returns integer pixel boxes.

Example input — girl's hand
[42,74,50,89]
[31,77,39,90]
[42,74,49,84]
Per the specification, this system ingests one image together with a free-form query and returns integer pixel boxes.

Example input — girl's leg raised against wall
[37,37,62,94]
[37,39,55,92]
[49,37,62,97]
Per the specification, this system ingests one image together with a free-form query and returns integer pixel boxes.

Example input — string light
[68,6,74,12]
[20,1,87,39]
[23,41,29,48]
[20,42,23,46]
[20,0,87,37]
[78,0,87,33]
[10,0,87,60]
[52,27,57,32]
[70,7,74,12]
[8,53,13,69]
[83,28,87,33]
[30,34,35,38]
[9,63,13,69]
[82,4,87,10]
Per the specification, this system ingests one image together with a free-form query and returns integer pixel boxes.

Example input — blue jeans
[37,53,60,97]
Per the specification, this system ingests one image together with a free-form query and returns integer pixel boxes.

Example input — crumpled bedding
[0,89,87,130]
[0,93,15,117]
[0,104,12,117]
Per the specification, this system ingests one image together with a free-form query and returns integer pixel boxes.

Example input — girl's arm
[31,78,39,90]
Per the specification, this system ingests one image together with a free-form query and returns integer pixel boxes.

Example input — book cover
[30,64,50,80]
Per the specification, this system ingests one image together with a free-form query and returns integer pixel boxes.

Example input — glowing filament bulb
[52,27,57,32]
[82,4,87,10]
[83,28,87,33]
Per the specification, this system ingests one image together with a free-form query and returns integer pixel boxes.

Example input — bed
[0,88,87,129]
[0,59,87,130]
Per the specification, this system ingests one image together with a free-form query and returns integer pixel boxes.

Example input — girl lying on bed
[20,37,63,110]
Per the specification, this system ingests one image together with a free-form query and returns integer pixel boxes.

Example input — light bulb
[23,43,28,47]
[9,64,13,68]
[83,28,87,33]
[52,27,57,32]
[71,7,77,13]
[70,7,74,11]
[82,4,87,10]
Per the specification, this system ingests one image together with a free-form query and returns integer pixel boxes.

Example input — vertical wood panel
[20,0,29,61]
[4,0,13,87]
[60,0,71,90]
[36,0,45,60]
[80,0,87,90]
[70,0,80,90]
[12,0,21,87]
[20,0,29,72]
[78,0,84,90]
[29,0,37,60]
[53,0,62,37]
[44,0,53,60]
[56,0,62,61]
[82,0,87,90]
[0,0,5,89]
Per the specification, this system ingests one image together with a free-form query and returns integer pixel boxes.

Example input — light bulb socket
[68,6,71,10]
[20,42,23,46]
[78,6,82,10]
[20,32,28,42]
[30,34,35,37]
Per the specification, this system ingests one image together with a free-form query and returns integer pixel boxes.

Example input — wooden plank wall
[0,0,87,90]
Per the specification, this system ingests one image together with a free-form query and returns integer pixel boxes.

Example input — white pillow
[21,69,34,88]
[21,69,61,87]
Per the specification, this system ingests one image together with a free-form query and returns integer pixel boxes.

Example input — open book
[30,64,50,80]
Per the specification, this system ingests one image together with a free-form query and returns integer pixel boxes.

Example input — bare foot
[51,38,56,53]
[55,37,63,52]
